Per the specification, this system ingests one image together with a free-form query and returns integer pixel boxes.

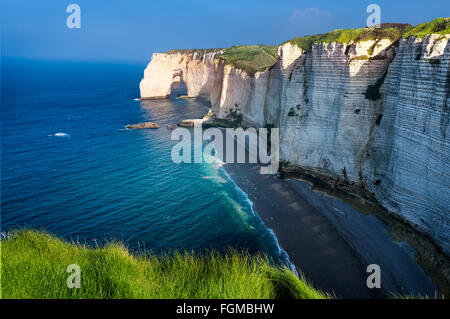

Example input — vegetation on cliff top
[166,48,222,55]
[286,23,412,50]
[0,230,328,299]
[164,18,449,76]
[402,17,450,38]
[216,45,279,76]
[165,46,278,76]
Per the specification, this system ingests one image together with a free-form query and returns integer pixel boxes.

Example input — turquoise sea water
[1,58,287,263]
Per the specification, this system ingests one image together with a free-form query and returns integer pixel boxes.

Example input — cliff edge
[139,19,450,255]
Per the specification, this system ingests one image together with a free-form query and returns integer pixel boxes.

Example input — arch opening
[170,69,187,98]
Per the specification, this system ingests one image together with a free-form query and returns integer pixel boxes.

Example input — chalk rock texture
[139,35,450,254]
[278,36,449,254]
[366,35,450,253]
[140,51,280,128]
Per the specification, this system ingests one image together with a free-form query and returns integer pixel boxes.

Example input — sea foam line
[219,165,297,274]
[209,144,297,274]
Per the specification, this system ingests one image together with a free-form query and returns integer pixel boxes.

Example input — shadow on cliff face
[279,37,450,296]
[280,39,397,185]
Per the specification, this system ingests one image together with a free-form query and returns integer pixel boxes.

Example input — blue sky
[1,0,448,63]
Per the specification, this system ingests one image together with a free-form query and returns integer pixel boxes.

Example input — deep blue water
[1,58,285,262]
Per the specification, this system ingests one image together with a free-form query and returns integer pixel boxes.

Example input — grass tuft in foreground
[0,230,328,299]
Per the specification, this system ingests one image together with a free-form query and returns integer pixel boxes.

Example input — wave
[48,132,70,137]
[214,157,226,169]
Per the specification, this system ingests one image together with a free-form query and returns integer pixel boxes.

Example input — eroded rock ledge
[126,122,160,129]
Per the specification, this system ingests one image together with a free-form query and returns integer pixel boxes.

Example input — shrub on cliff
[0,230,328,299]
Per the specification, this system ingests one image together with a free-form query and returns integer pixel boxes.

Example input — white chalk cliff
[140,34,450,255]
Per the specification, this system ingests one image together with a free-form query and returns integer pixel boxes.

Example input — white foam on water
[49,132,70,137]
[220,165,297,274]
[214,157,226,169]
[209,150,297,274]
[203,142,297,273]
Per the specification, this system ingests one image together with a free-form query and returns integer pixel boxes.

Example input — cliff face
[213,63,281,127]
[278,35,449,254]
[140,50,281,128]
[139,35,450,255]
[278,39,395,182]
[139,51,221,99]
[368,35,450,253]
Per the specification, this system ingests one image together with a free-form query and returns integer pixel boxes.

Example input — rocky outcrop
[140,50,222,100]
[139,34,450,255]
[140,50,281,128]
[126,122,160,129]
[212,63,281,128]
[177,110,214,128]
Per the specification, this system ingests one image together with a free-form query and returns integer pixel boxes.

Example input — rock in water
[177,120,194,127]
[126,122,160,129]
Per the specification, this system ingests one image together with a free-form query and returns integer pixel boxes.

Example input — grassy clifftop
[164,46,278,76]
[286,18,450,50]
[0,230,327,299]
[217,45,279,76]
[403,17,450,38]
[166,48,222,55]
[162,18,449,76]
[286,23,412,50]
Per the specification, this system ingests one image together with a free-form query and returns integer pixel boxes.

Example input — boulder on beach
[126,122,160,129]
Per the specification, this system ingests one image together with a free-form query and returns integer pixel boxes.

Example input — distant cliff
[139,46,281,127]
[140,19,450,255]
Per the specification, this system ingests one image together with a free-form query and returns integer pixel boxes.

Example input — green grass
[0,230,328,299]
[350,55,370,62]
[207,118,235,128]
[286,23,412,50]
[165,48,224,61]
[286,18,450,50]
[163,18,449,76]
[167,48,222,55]
[166,45,279,77]
[403,17,450,38]
[217,45,279,76]
[392,293,444,299]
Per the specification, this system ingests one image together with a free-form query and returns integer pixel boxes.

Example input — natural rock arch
[170,69,187,97]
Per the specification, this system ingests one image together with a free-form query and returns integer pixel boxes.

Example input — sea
[1,57,289,264]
